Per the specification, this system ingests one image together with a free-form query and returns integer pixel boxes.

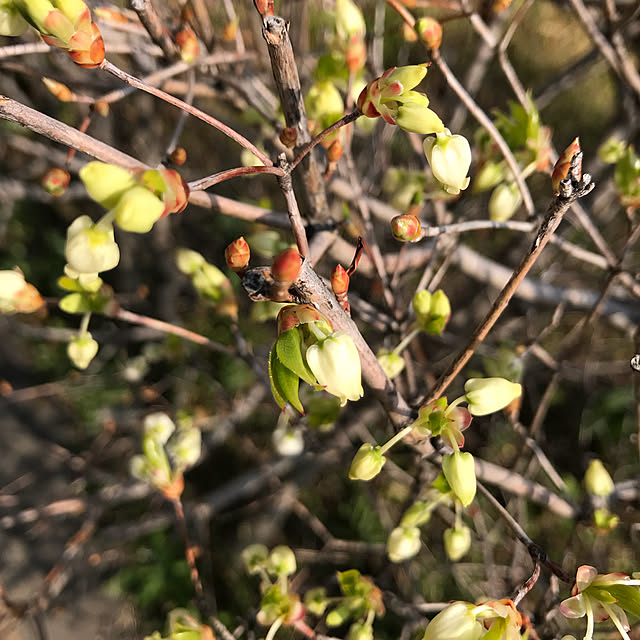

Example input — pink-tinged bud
[276,304,328,335]
[42,77,73,101]
[279,127,297,149]
[169,147,187,165]
[552,137,581,194]
[326,140,343,163]
[272,248,302,283]
[356,80,381,118]
[391,214,422,242]
[150,168,189,215]
[42,167,70,196]
[331,264,350,295]
[345,35,366,73]
[416,17,442,50]
[253,0,274,17]
[225,237,251,272]
[176,25,199,63]
[66,22,105,68]
[93,100,109,117]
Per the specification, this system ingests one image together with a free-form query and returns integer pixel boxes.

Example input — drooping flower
[464,378,522,416]
[424,129,472,195]
[387,526,421,563]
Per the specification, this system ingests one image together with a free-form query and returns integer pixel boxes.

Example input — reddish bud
[492,0,512,13]
[93,100,110,117]
[42,168,70,197]
[271,248,302,283]
[176,25,199,63]
[94,7,129,23]
[326,140,343,163]
[391,214,422,242]
[552,137,581,194]
[42,77,73,102]
[345,35,366,73]
[277,304,329,335]
[331,264,350,295]
[225,237,251,272]
[222,19,238,41]
[66,22,105,69]
[170,147,187,165]
[279,127,298,149]
[156,168,190,215]
[253,0,274,17]
[416,17,442,50]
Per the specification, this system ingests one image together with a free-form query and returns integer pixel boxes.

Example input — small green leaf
[59,292,90,314]
[270,346,305,414]
[269,345,286,410]
[607,585,640,617]
[276,329,316,385]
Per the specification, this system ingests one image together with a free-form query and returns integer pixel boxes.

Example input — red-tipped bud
[552,137,581,194]
[326,140,343,163]
[176,25,199,63]
[345,35,366,73]
[271,248,302,283]
[155,168,190,215]
[279,127,298,149]
[42,77,73,102]
[331,264,350,295]
[93,100,110,117]
[391,214,422,242]
[65,22,105,68]
[42,168,70,197]
[277,304,330,335]
[170,147,187,165]
[225,237,251,272]
[416,17,442,50]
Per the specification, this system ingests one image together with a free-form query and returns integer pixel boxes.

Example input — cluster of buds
[80,162,189,234]
[559,565,640,640]
[0,268,44,315]
[422,600,522,640]
[145,608,214,640]
[413,289,451,335]
[306,570,384,640]
[0,0,105,67]
[130,412,202,500]
[176,248,238,319]
[243,545,305,630]
[270,304,363,412]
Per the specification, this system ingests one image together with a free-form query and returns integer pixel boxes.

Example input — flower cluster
[80,162,190,234]
[130,412,202,499]
[269,304,363,412]
[0,0,105,67]
[559,565,640,640]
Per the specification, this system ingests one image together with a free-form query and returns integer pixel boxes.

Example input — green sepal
[269,345,305,414]
[59,292,91,314]
[607,584,640,617]
[58,275,103,293]
[276,328,316,385]
[481,617,506,640]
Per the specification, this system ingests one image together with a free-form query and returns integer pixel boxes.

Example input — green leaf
[269,346,305,414]
[276,329,316,385]
[269,345,286,410]
[607,585,640,617]
[59,292,90,314]
[337,569,362,597]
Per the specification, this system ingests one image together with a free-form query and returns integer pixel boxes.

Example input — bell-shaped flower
[305,330,363,406]
[376,349,405,380]
[67,331,98,369]
[442,451,476,507]
[64,215,120,285]
[559,565,640,640]
[424,129,472,195]
[422,602,484,640]
[464,377,522,416]
[489,182,522,222]
[80,162,138,209]
[443,525,471,562]
[112,185,165,233]
[387,526,421,563]
[357,65,444,135]
[349,443,386,481]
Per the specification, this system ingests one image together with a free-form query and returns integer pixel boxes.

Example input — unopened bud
[170,147,187,165]
[242,543,269,574]
[584,459,614,497]
[442,451,476,507]
[443,525,471,561]
[387,526,421,563]
[225,237,251,272]
[42,167,70,196]
[464,377,522,416]
[269,545,297,577]
[42,77,73,101]
[276,304,328,334]
[331,264,350,295]
[253,0,274,17]
[348,622,373,640]
[349,443,386,481]
[222,19,238,41]
[391,214,422,242]
[93,100,110,117]
[175,25,199,63]
[67,332,99,369]
[552,137,581,195]
[113,185,164,233]
[489,182,522,222]
[326,140,343,163]
[345,35,366,72]
[279,127,298,149]
[272,248,302,283]
[416,17,442,49]
[492,0,512,13]
[376,349,405,380]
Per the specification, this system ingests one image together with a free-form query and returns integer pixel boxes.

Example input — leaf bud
[331,264,350,295]
[42,167,70,196]
[271,248,302,283]
[42,77,73,101]
[225,237,251,272]
[391,214,422,242]
[552,137,581,195]
[349,443,386,481]
[416,17,442,50]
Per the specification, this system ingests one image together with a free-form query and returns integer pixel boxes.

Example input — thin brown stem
[278,165,310,258]
[189,165,284,191]
[99,59,273,166]
[129,0,179,59]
